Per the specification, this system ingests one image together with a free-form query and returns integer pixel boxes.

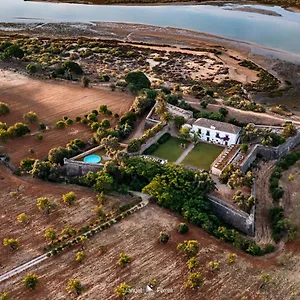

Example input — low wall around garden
[240,130,300,173]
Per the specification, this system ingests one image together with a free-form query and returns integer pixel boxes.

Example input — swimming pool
[83,154,101,164]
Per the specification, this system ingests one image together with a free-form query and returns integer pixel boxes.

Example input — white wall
[189,124,239,146]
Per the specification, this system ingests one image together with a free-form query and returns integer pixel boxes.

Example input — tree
[178,223,189,234]
[3,238,19,250]
[23,274,39,290]
[99,104,108,114]
[1,292,8,300]
[186,257,199,271]
[0,102,10,116]
[20,158,36,172]
[26,64,37,74]
[240,143,248,153]
[62,61,83,75]
[82,76,90,88]
[127,139,141,153]
[94,173,114,193]
[185,272,203,289]
[219,107,228,117]
[7,123,30,138]
[179,126,191,140]
[17,213,28,223]
[160,111,173,124]
[23,111,38,123]
[56,120,66,129]
[44,228,57,242]
[174,116,185,129]
[208,261,219,271]
[66,279,84,296]
[177,240,200,258]
[200,100,208,109]
[125,71,150,91]
[37,197,55,214]
[75,251,86,263]
[31,160,52,180]
[101,118,110,129]
[1,44,24,60]
[48,146,69,164]
[118,253,131,266]
[115,282,131,298]
[159,231,169,244]
[282,122,297,138]
[62,192,76,205]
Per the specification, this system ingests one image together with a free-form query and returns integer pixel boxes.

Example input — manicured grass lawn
[152,137,190,162]
[183,142,224,170]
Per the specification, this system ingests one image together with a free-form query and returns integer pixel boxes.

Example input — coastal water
[1,1,300,54]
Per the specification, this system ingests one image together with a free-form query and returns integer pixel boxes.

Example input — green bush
[56,121,66,129]
[143,143,159,155]
[62,61,83,75]
[178,223,189,234]
[157,132,171,144]
[0,102,10,116]
[125,71,150,91]
[26,64,37,74]
[24,111,38,123]
[7,123,30,138]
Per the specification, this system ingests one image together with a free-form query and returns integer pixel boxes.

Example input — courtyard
[151,136,190,162]
[182,142,224,170]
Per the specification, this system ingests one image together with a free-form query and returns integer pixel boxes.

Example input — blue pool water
[83,154,101,164]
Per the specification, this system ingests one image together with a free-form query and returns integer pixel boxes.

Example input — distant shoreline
[27,0,300,10]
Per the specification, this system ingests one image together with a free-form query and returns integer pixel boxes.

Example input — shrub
[127,139,141,153]
[62,61,83,75]
[263,243,275,254]
[143,142,159,155]
[0,129,9,142]
[3,238,19,250]
[26,64,37,74]
[125,71,150,91]
[23,274,39,290]
[110,83,116,91]
[115,282,131,297]
[39,122,46,130]
[65,118,73,126]
[177,240,200,258]
[0,102,10,116]
[240,143,248,153]
[101,119,110,129]
[118,253,132,266]
[75,116,81,122]
[75,251,86,263]
[159,231,169,244]
[56,120,66,128]
[62,191,76,205]
[16,212,27,223]
[186,256,199,271]
[36,134,43,141]
[178,223,189,234]
[20,158,36,172]
[7,123,30,138]
[82,76,90,87]
[66,279,84,296]
[157,132,171,144]
[185,272,203,289]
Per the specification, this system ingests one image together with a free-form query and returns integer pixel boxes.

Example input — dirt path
[254,161,276,245]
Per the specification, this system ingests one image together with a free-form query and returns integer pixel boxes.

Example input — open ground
[0,69,134,165]
[2,189,300,299]
[0,165,136,274]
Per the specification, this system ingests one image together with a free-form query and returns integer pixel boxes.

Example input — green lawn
[152,137,190,162]
[182,142,224,170]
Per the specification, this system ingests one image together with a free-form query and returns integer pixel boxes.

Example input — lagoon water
[1,1,300,54]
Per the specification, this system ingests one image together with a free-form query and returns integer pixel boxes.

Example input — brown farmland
[0,70,134,165]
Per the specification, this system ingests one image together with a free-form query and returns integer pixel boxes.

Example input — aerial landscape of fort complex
[1,0,300,299]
